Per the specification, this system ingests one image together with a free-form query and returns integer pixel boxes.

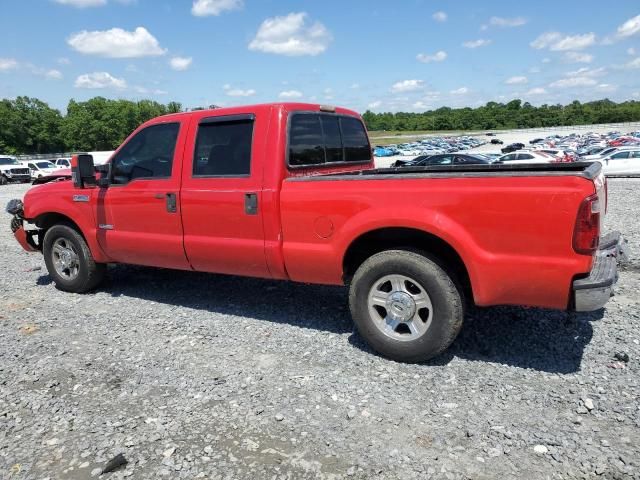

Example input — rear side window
[193,117,254,176]
[288,113,371,168]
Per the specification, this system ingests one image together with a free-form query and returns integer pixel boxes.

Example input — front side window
[288,113,371,168]
[430,155,453,165]
[193,118,254,176]
[111,123,180,185]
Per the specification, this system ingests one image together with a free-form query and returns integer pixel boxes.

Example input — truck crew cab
[7,103,628,362]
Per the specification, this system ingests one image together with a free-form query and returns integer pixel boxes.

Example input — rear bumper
[572,231,629,311]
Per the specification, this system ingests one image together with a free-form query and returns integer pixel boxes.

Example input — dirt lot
[0,180,639,480]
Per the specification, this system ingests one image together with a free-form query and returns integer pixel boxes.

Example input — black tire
[43,224,106,293]
[349,250,463,363]
[0,175,7,186]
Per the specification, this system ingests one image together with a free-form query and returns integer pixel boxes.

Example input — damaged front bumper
[572,231,629,312]
[6,199,39,252]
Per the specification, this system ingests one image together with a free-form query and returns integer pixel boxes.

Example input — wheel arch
[342,227,474,305]
[32,211,110,263]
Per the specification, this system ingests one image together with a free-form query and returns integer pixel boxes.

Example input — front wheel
[349,250,464,363]
[43,224,106,293]
[0,175,7,186]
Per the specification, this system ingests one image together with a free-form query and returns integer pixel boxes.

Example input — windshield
[36,161,55,169]
[0,158,19,166]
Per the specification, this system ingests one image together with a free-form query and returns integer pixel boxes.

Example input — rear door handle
[166,193,177,213]
[245,193,258,215]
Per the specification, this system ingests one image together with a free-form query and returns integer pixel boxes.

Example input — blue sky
[1,0,639,113]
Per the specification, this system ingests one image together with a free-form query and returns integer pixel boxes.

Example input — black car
[501,142,525,154]
[490,138,504,145]
[529,138,545,144]
[392,153,493,168]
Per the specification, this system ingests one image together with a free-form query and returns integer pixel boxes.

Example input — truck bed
[288,161,601,182]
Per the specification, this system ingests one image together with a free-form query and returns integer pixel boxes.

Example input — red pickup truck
[7,103,628,362]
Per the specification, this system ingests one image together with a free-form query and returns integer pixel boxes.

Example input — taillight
[573,194,600,255]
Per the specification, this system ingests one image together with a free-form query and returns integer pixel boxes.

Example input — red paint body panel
[17,102,600,311]
[279,175,595,309]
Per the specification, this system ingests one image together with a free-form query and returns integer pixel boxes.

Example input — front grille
[10,168,30,175]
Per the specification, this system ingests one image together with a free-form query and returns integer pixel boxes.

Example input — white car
[581,146,636,161]
[24,160,58,180]
[497,151,556,164]
[54,157,72,169]
[0,156,32,184]
[597,149,640,175]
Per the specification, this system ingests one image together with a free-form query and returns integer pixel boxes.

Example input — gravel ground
[0,180,639,480]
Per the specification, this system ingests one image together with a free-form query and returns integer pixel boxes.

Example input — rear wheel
[349,250,463,362]
[43,224,106,293]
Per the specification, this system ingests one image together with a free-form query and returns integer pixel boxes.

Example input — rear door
[95,120,190,270]
[180,111,270,277]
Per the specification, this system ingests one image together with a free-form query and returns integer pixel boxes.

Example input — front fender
[23,183,111,263]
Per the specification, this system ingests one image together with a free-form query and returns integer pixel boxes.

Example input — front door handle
[166,193,177,213]
[245,193,258,215]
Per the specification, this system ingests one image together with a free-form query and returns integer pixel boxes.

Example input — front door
[95,120,191,270]
[180,112,269,277]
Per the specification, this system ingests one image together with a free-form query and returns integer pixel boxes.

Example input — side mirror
[94,163,110,187]
[71,154,96,189]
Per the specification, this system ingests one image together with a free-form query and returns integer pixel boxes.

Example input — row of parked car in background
[0,156,71,185]
[379,129,640,175]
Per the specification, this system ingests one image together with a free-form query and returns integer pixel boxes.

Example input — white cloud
[413,101,430,110]
[549,77,597,88]
[450,87,469,95]
[416,50,447,63]
[462,39,492,49]
[625,57,640,69]
[248,12,332,56]
[368,101,382,109]
[628,47,636,56]
[596,83,617,92]
[191,0,242,17]
[391,79,424,93]
[133,86,168,95]
[0,58,18,72]
[278,90,303,99]
[45,69,63,80]
[489,16,527,27]
[565,67,606,77]
[68,27,166,58]
[53,0,107,7]
[505,76,528,85]
[564,51,593,63]
[350,83,360,89]
[169,56,193,71]
[432,11,447,22]
[223,84,256,97]
[531,31,596,51]
[74,71,127,89]
[526,87,547,95]
[616,14,640,38]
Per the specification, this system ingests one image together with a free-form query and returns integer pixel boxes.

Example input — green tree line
[362,99,640,132]
[2,96,640,154]
[0,96,182,154]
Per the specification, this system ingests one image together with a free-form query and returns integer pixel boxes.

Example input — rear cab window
[288,112,371,169]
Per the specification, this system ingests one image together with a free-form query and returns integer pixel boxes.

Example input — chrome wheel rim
[367,274,433,342]
[52,238,80,280]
